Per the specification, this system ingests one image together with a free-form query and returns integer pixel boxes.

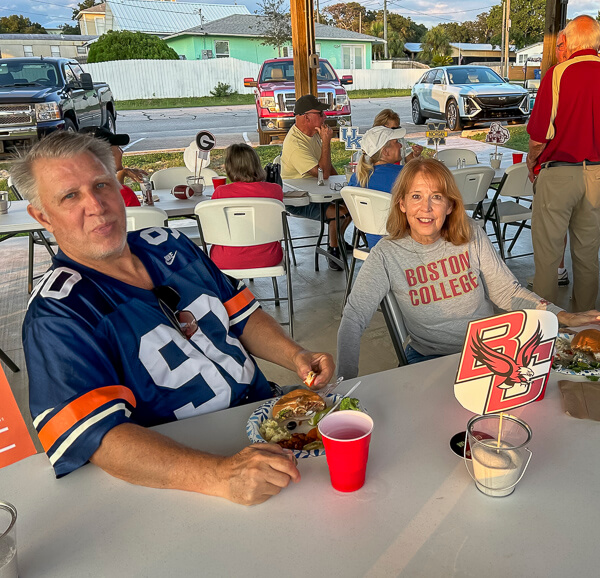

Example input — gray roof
[0,34,97,41]
[167,14,380,42]
[108,0,250,35]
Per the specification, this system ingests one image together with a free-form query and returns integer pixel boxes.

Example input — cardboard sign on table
[427,122,447,156]
[485,122,510,145]
[0,365,36,468]
[454,310,558,414]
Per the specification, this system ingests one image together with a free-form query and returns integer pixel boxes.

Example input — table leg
[335,199,349,276]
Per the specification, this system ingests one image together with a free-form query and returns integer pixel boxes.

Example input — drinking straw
[496,412,504,450]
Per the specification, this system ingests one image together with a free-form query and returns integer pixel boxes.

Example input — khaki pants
[532,163,600,311]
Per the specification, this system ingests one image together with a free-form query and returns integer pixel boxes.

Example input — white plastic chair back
[150,167,193,189]
[194,198,285,247]
[199,168,219,180]
[340,186,391,236]
[496,162,533,198]
[452,166,495,205]
[272,155,281,165]
[126,206,168,231]
[436,148,479,166]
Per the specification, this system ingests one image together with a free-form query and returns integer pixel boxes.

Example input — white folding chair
[125,206,168,231]
[483,163,533,261]
[150,167,194,189]
[194,198,294,337]
[451,165,495,226]
[436,148,479,166]
[340,186,391,306]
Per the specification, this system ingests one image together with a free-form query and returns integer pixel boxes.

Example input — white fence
[83,58,424,101]
[83,58,261,101]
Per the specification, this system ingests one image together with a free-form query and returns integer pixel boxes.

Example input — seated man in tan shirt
[281,95,350,271]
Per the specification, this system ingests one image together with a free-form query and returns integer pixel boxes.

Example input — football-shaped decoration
[171,185,194,200]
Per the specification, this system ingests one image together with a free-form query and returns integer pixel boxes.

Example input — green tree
[462,12,493,44]
[87,31,179,63]
[322,2,366,32]
[487,0,545,49]
[72,0,101,21]
[256,0,291,57]
[0,15,46,34]
[386,13,427,43]
[439,22,472,43]
[60,23,81,35]
[419,25,452,64]
[367,21,405,59]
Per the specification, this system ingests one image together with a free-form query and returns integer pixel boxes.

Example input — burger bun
[570,329,600,355]
[272,389,326,421]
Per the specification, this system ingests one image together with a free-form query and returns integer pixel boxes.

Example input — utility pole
[384,0,388,59]
[503,0,511,78]
[500,0,506,75]
[316,0,320,24]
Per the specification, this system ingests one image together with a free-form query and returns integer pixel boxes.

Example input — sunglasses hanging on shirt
[152,285,198,340]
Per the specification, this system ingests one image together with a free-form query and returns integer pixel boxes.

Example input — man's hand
[316,124,333,143]
[291,349,335,389]
[118,167,149,184]
[527,139,546,183]
[411,144,424,157]
[217,444,300,506]
[557,310,600,328]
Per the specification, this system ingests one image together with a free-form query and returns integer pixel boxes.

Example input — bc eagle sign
[454,310,558,415]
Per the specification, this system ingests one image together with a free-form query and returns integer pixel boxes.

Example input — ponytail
[356,149,384,187]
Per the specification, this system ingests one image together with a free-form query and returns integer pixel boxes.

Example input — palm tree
[420,25,452,65]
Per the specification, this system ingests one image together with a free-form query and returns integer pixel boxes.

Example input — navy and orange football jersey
[23,227,272,477]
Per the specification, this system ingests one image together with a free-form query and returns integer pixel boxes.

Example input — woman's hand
[557,310,600,327]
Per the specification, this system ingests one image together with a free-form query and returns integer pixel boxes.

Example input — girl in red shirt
[210,144,284,269]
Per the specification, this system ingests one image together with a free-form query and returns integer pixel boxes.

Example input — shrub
[210,82,238,98]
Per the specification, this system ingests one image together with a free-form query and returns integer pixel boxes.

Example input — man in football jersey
[12,131,335,506]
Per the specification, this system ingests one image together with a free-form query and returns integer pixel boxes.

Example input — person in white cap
[347,125,406,247]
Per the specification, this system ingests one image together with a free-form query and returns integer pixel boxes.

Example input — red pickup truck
[244,58,353,145]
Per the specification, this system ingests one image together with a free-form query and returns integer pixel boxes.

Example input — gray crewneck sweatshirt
[337,223,563,379]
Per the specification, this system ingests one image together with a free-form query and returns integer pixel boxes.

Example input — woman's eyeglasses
[152,285,198,340]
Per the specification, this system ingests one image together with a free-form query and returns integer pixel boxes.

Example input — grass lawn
[466,126,529,152]
[115,88,412,111]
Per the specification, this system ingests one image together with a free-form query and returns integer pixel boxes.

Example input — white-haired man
[527,15,600,311]
[12,131,334,506]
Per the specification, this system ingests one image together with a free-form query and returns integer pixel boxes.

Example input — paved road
[116,96,421,153]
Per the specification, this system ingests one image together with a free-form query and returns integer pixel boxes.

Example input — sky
[2,0,598,31]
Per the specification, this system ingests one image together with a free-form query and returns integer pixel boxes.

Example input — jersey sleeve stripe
[38,385,137,452]
[48,403,132,466]
[32,407,54,429]
[230,301,259,326]
[223,287,256,318]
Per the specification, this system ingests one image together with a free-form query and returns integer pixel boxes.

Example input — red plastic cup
[318,410,374,492]
[512,153,524,164]
[212,176,227,190]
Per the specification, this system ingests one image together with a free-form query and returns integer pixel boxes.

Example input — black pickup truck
[0,57,116,158]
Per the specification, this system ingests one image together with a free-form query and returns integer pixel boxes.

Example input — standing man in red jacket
[527,15,600,311]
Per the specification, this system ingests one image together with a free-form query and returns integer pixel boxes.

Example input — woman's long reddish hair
[386,157,472,245]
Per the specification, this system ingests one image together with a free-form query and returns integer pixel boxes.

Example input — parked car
[411,65,529,131]
[244,58,353,145]
[0,57,115,158]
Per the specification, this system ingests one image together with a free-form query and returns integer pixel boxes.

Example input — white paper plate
[246,394,365,459]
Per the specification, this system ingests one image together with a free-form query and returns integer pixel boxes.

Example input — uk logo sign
[340,126,362,150]
[454,310,558,414]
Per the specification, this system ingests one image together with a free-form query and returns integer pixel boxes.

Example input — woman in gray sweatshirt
[337,157,600,378]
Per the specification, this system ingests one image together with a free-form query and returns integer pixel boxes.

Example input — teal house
[164,14,380,70]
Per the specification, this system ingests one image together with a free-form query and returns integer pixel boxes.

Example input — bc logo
[454,310,558,414]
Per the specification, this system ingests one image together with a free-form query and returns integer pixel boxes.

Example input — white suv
[411,66,529,131]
